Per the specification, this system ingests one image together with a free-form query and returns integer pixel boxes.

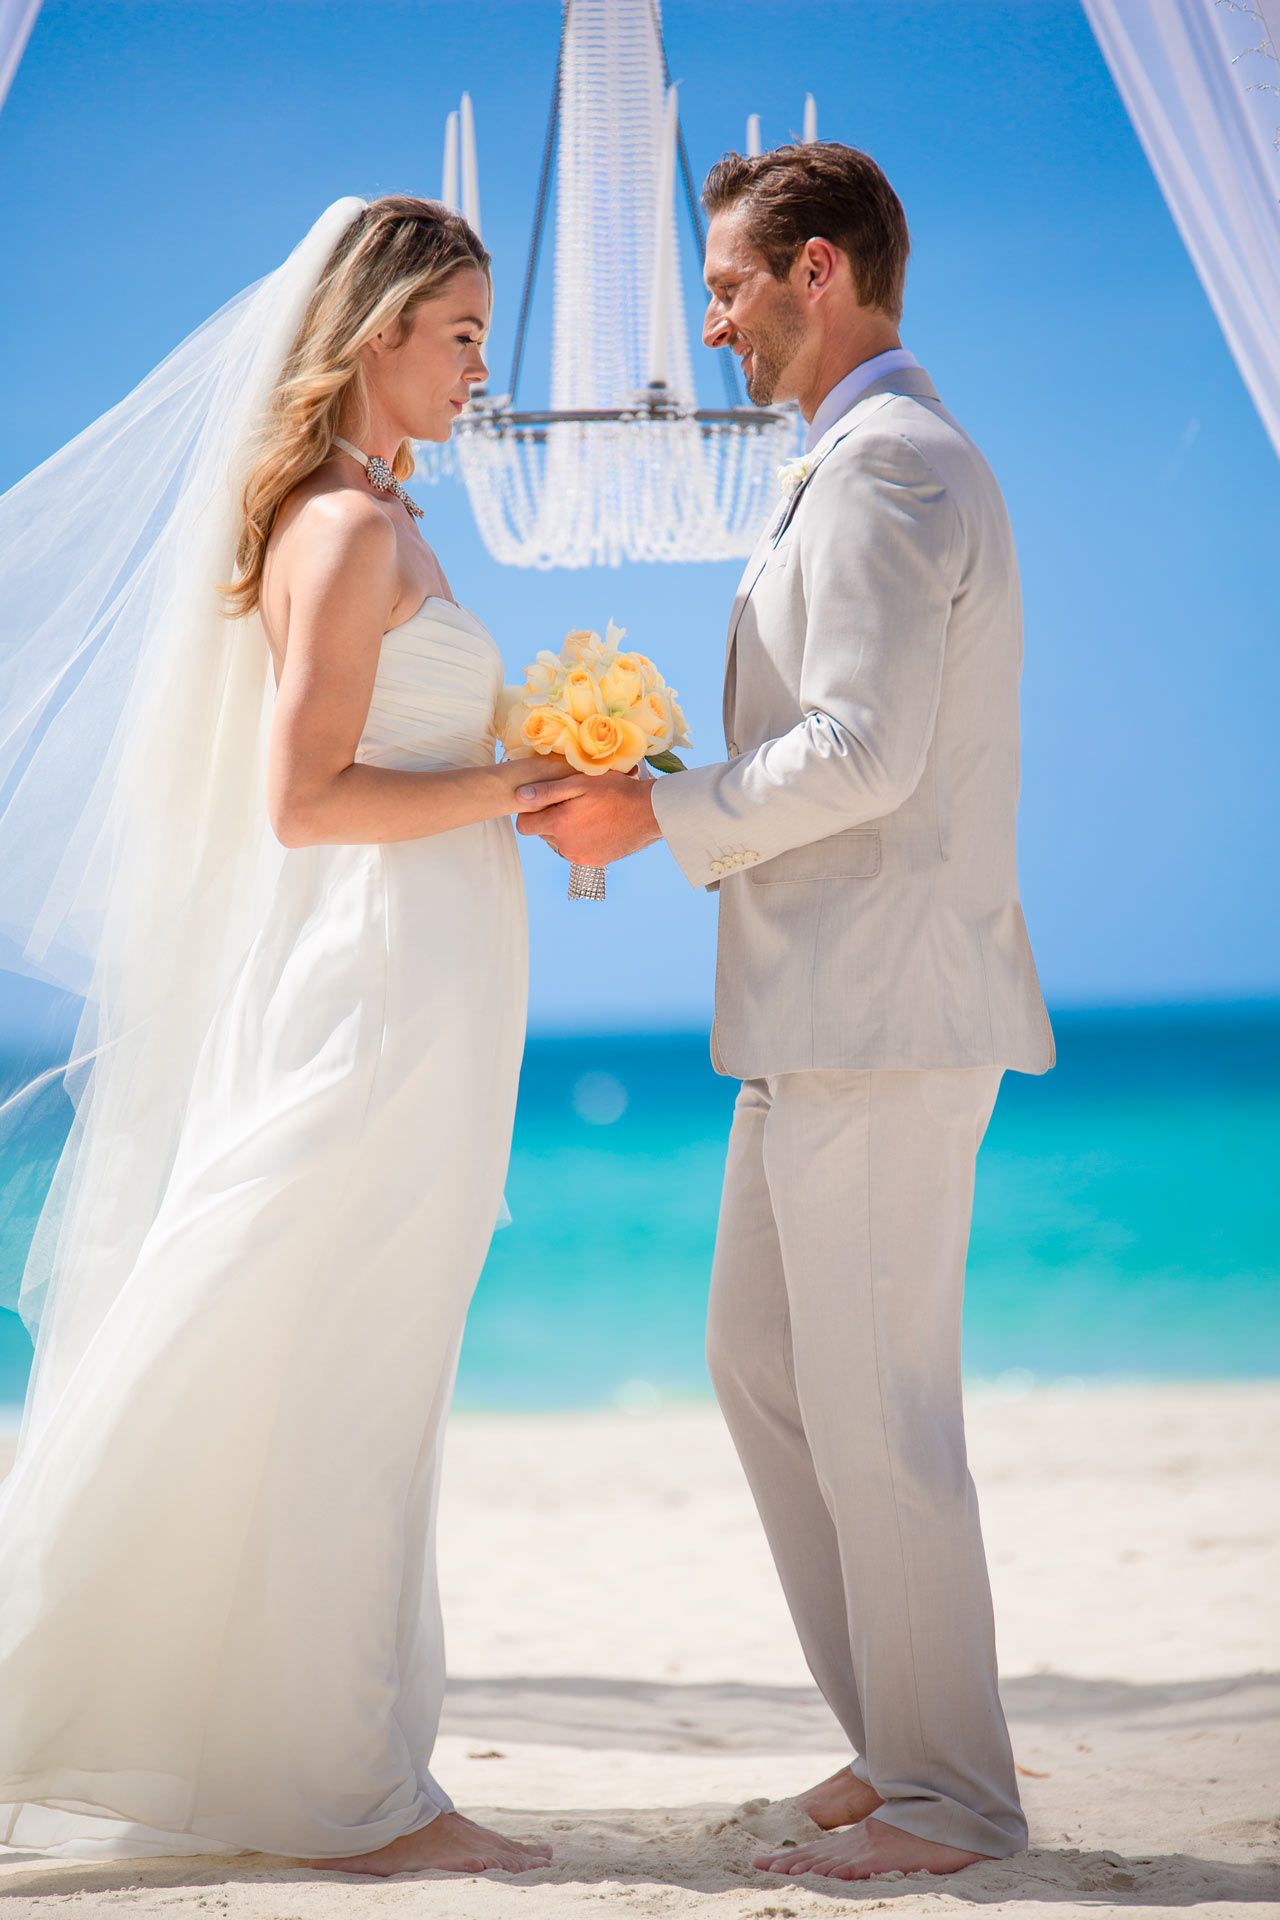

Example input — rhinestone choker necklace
[331,436,424,520]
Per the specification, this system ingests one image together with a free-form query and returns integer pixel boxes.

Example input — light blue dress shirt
[803,348,920,453]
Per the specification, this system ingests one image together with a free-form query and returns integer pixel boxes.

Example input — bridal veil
[0,197,366,1450]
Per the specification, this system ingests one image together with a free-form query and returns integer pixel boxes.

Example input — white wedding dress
[0,596,527,1861]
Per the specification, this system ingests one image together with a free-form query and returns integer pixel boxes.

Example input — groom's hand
[515,770,661,865]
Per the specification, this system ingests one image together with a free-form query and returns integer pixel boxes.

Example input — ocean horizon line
[3,989,1279,1060]
[522,994,1280,1041]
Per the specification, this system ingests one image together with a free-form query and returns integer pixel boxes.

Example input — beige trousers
[707,1066,1027,1859]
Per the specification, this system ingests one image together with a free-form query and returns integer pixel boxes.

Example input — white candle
[647,85,679,389]
[441,110,459,210]
[460,91,482,238]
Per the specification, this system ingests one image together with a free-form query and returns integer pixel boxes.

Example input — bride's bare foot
[792,1764,884,1829]
[307,1810,553,1877]
[755,1813,992,1881]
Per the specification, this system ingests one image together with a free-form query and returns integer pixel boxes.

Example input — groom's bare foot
[792,1764,884,1829]
[754,1813,992,1881]
[307,1811,553,1877]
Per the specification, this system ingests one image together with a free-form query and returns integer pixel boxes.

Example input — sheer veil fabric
[0,198,365,1445]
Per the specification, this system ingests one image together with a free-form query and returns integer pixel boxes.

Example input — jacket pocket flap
[749,827,882,884]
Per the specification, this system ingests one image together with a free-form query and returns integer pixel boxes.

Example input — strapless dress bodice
[355,596,501,773]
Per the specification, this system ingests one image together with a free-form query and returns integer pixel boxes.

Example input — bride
[0,196,571,1873]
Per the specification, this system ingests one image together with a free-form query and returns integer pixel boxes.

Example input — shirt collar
[803,348,921,453]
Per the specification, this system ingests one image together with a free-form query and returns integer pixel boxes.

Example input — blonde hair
[224,195,489,617]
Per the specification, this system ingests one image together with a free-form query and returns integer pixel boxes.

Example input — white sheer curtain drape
[1080,0,1280,458]
[0,0,41,113]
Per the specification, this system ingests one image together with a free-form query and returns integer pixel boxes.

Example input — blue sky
[0,0,1276,1035]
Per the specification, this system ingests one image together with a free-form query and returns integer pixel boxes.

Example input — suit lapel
[721,372,937,732]
[768,389,897,545]
[722,507,784,670]
[720,497,791,735]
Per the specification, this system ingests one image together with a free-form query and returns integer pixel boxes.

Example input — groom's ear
[798,236,842,299]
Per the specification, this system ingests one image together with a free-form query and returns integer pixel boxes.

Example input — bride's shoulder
[277,466,391,543]
[264,473,398,621]
[273,473,396,571]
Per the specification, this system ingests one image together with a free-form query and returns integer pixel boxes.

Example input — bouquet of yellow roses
[499,621,691,900]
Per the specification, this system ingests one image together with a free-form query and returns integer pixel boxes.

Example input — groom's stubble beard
[742,287,808,406]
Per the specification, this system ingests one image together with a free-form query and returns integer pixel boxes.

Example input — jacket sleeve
[652,430,962,891]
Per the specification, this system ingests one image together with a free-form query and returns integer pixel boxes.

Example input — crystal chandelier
[422,0,805,569]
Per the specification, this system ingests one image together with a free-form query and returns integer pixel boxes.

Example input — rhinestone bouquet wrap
[500,621,690,902]
[567,861,609,901]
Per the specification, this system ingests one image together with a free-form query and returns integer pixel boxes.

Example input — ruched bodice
[357,597,502,773]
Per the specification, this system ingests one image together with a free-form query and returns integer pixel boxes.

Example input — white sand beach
[1,1381,1276,1916]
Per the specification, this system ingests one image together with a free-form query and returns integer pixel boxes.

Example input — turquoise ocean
[1,1001,1277,1414]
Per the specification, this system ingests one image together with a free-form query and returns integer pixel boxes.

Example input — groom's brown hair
[702,144,910,324]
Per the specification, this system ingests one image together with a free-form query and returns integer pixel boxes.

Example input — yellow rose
[627,652,663,693]
[670,696,691,749]
[600,654,646,711]
[633,688,676,754]
[562,666,604,722]
[520,706,581,757]
[563,711,649,775]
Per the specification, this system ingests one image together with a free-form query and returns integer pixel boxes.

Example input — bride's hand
[493,754,587,814]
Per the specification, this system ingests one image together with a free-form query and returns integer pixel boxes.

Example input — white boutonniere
[777,453,817,498]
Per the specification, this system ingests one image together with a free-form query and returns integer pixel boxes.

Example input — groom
[516,142,1055,1881]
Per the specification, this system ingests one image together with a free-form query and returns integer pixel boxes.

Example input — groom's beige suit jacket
[651,364,1055,1079]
